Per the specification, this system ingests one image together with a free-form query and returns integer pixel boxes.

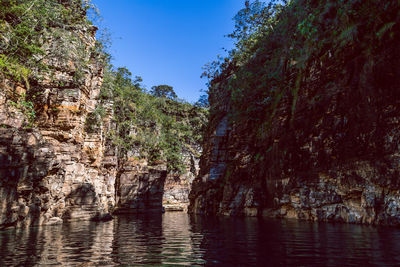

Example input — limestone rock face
[114,148,201,214]
[190,100,400,225]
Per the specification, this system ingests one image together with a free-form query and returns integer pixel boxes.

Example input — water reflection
[1,213,400,266]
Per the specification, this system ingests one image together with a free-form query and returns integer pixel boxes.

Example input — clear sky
[90,0,245,103]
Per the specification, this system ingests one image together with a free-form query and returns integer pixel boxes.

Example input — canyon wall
[115,150,200,214]
[163,150,200,211]
[190,71,400,225]
[0,21,117,227]
[0,2,204,228]
[189,2,400,225]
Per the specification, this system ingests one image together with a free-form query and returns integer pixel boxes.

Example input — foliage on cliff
[0,0,97,127]
[204,0,400,175]
[0,0,93,83]
[95,66,207,173]
[1,0,207,173]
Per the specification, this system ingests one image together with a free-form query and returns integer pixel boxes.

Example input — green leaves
[338,24,359,44]
[10,92,35,128]
[0,55,30,83]
[150,85,177,99]
[101,67,207,174]
[0,0,95,83]
[298,13,317,39]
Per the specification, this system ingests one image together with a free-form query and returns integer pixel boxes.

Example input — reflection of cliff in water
[1,214,400,265]
[0,219,115,266]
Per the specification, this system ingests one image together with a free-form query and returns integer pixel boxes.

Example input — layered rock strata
[0,20,117,227]
[163,151,199,212]
[189,32,400,226]
[190,96,400,225]
[114,159,167,214]
[0,9,203,227]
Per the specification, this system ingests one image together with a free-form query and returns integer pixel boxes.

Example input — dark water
[1,213,400,266]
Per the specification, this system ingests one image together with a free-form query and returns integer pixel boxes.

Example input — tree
[150,85,177,99]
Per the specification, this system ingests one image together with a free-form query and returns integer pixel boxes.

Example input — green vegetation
[0,0,97,126]
[150,84,177,99]
[98,67,207,173]
[0,0,93,83]
[9,92,36,127]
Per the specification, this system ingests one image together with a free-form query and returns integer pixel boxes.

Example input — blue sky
[90,0,245,103]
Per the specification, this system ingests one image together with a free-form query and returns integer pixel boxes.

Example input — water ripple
[1,213,400,266]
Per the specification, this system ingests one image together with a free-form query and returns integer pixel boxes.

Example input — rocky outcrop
[114,159,167,214]
[189,6,400,225]
[190,77,400,225]
[190,87,400,225]
[0,18,118,227]
[114,150,200,214]
[163,151,199,211]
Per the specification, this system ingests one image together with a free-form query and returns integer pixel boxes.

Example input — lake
[1,212,400,266]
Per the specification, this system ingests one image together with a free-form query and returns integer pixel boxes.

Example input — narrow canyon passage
[2,0,400,265]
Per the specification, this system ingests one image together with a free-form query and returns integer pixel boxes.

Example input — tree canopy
[150,85,177,99]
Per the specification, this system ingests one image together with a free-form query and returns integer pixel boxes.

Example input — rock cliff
[0,16,118,227]
[189,0,400,225]
[190,70,400,224]
[0,1,204,228]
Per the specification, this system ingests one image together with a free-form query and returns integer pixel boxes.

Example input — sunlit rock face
[0,25,196,228]
[0,21,199,228]
[0,6,116,227]
[113,147,201,214]
[189,39,400,225]
[0,2,206,227]
[163,173,193,212]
